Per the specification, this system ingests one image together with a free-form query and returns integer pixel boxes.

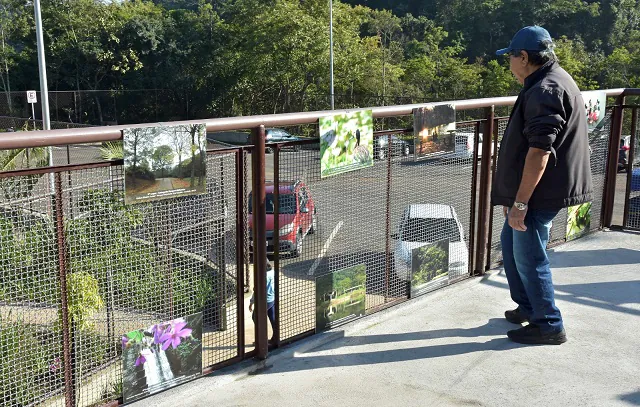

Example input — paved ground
[132,230,640,407]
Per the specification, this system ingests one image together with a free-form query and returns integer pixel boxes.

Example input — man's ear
[520,50,530,66]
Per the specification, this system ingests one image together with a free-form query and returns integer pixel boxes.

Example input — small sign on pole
[27,90,38,104]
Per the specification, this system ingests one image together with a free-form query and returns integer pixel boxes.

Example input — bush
[0,215,58,303]
[0,316,57,407]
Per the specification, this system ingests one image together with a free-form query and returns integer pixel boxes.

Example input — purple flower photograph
[122,313,203,403]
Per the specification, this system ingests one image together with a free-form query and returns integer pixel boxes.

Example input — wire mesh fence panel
[590,110,612,231]
[61,166,127,407]
[272,143,323,341]
[46,152,241,406]
[0,172,67,407]
[489,119,509,268]
[626,117,640,230]
[390,126,476,298]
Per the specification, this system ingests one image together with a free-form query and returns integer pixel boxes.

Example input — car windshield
[249,193,296,214]
[400,217,461,243]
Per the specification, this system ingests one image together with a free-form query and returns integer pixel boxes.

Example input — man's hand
[249,303,254,312]
[508,205,528,231]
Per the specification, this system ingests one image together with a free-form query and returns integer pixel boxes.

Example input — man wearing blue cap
[492,26,592,345]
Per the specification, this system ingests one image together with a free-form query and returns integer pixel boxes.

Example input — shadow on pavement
[482,272,640,318]
[258,320,519,375]
[619,390,640,406]
[319,318,513,349]
[548,247,640,268]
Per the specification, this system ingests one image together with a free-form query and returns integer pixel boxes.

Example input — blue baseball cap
[496,26,553,56]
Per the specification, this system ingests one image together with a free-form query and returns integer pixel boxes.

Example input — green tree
[151,145,174,177]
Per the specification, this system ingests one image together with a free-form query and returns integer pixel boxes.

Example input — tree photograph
[123,123,207,204]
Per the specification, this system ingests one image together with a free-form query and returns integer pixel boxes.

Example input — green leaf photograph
[411,239,449,297]
[319,110,373,178]
[566,202,592,241]
[315,264,366,331]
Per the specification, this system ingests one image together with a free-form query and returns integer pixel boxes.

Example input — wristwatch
[514,201,528,211]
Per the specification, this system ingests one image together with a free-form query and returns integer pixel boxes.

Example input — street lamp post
[329,0,335,110]
[33,0,54,189]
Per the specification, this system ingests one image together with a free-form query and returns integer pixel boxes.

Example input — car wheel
[292,231,303,257]
[402,145,410,156]
[309,216,317,234]
[293,144,301,152]
[266,147,274,154]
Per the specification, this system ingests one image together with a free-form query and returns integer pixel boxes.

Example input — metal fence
[0,150,249,407]
[0,89,638,406]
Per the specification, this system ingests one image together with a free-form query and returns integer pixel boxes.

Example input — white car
[454,131,494,160]
[392,204,469,282]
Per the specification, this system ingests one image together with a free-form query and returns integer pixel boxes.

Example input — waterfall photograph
[122,313,203,403]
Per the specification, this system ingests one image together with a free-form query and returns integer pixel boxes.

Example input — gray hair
[513,40,558,66]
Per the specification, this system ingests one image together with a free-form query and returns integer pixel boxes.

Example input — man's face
[509,51,529,85]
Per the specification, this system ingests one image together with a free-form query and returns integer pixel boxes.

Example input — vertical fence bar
[474,106,495,275]
[468,121,481,274]
[623,107,638,227]
[603,96,625,227]
[251,125,268,359]
[54,172,75,407]
[273,144,281,346]
[235,148,246,358]
[385,134,392,300]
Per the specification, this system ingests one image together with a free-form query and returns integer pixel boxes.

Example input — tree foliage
[3,0,640,125]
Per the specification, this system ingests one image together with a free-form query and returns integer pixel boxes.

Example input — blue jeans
[501,208,563,333]
[252,301,276,338]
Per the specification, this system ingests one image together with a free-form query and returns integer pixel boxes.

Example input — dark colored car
[248,180,317,257]
[374,135,413,160]
[265,128,303,153]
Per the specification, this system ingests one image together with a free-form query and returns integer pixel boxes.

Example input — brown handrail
[1,88,633,150]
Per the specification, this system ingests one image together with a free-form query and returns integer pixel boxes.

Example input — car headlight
[279,223,294,236]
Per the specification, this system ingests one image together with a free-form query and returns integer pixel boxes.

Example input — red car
[249,180,317,257]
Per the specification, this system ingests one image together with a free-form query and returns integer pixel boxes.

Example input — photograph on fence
[411,239,450,297]
[566,202,592,241]
[413,105,456,161]
[581,91,607,132]
[122,313,203,403]
[319,109,373,178]
[123,123,207,204]
[315,264,366,331]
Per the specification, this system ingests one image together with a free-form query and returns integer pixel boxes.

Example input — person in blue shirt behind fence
[249,258,276,343]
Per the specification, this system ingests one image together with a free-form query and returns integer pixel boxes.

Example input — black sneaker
[507,324,567,345]
[504,308,529,324]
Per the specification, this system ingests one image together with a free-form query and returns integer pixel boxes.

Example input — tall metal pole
[34,0,54,189]
[329,0,335,110]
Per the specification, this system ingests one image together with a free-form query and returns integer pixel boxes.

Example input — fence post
[273,144,281,346]
[53,172,75,407]
[603,96,625,228]
[385,134,392,300]
[235,149,246,357]
[474,106,495,275]
[623,107,638,227]
[251,125,269,359]
[468,121,481,273]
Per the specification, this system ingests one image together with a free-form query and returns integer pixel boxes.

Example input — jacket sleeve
[522,87,567,151]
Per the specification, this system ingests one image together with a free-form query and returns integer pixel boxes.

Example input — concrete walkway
[133,230,640,407]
